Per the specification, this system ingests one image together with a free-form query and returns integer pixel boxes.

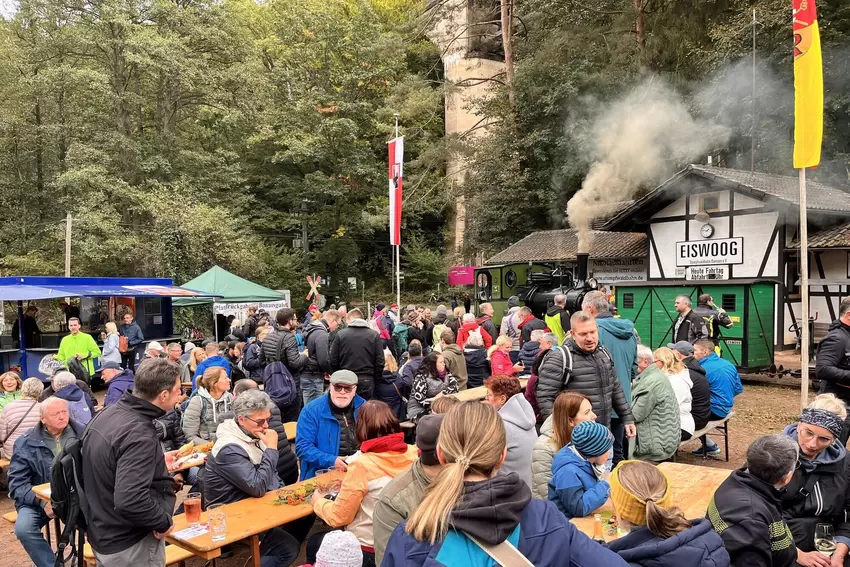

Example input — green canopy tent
[173,266,289,339]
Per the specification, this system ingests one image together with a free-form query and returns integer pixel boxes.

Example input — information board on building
[685,266,729,281]
[676,237,743,267]
[589,258,647,283]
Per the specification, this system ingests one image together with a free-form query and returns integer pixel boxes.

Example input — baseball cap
[415,414,444,466]
[667,341,694,356]
[329,369,358,386]
[100,360,122,371]
[147,341,164,352]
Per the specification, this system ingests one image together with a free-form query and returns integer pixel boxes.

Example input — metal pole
[17,300,27,376]
[800,168,810,410]
[751,8,757,172]
[393,113,401,310]
[64,212,72,276]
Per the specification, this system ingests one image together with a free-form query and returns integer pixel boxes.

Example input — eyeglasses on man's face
[332,384,356,394]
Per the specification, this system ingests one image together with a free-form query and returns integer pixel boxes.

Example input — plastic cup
[184,493,202,527]
[208,504,226,542]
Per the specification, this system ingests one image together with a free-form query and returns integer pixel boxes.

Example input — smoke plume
[566,78,730,252]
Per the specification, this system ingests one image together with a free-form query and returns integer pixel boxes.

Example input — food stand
[0,276,219,378]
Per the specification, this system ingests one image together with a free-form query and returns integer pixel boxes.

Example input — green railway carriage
[615,280,776,372]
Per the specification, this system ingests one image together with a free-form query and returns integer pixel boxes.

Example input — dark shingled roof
[790,224,850,249]
[688,165,850,212]
[485,229,647,265]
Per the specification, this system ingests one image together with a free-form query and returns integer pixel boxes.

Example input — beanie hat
[609,460,672,526]
[315,530,363,567]
[375,303,386,312]
[507,296,520,309]
[571,421,614,458]
[437,305,448,316]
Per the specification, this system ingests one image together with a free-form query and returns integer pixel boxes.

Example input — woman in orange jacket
[311,400,418,566]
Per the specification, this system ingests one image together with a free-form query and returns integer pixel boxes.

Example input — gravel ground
[0,381,812,566]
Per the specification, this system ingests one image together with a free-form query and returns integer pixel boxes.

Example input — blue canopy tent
[0,276,220,376]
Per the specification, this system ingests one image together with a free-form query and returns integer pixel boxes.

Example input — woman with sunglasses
[310,400,418,566]
[296,370,366,480]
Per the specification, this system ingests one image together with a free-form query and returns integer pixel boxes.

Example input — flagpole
[800,167,810,410]
[394,113,402,310]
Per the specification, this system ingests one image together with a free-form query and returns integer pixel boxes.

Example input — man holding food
[204,389,303,566]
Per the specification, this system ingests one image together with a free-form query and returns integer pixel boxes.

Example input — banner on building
[388,137,404,245]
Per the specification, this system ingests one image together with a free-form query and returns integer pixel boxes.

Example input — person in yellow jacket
[311,400,418,566]
[57,317,101,377]
[545,294,571,345]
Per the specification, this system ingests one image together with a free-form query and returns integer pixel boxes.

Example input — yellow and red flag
[793,0,824,168]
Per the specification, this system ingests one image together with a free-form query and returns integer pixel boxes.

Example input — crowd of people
[4,293,850,567]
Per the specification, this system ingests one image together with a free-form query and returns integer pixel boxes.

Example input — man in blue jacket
[295,370,365,480]
[9,397,82,567]
[583,291,638,467]
[192,342,231,391]
[119,312,145,370]
[693,339,743,457]
[102,360,135,407]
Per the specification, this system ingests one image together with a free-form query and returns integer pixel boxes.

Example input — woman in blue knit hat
[549,420,614,519]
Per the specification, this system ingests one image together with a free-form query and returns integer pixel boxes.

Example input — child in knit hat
[548,420,614,519]
[304,530,363,567]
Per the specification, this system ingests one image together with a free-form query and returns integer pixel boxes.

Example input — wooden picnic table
[450,379,528,402]
[167,471,342,567]
[284,421,296,441]
[570,462,732,542]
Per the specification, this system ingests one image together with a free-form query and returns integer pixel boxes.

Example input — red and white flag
[388,137,403,246]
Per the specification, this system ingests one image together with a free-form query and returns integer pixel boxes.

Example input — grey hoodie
[499,393,537,488]
[182,387,233,445]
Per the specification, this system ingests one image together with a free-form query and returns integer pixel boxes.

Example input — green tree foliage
[403,236,446,290]
[460,0,850,259]
[0,0,448,299]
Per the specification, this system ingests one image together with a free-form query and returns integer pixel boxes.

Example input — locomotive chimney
[576,253,589,283]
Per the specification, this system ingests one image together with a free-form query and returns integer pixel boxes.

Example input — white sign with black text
[589,258,648,283]
[685,266,729,281]
[676,237,743,267]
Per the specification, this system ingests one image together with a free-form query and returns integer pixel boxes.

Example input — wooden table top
[571,462,732,541]
[167,471,342,557]
[284,421,296,441]
[33,483,50,503]
[451,379,528,402]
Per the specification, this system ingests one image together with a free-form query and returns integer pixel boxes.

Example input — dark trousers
[610,418,626,467]
[357,378,374,401]
[258,527,300,567]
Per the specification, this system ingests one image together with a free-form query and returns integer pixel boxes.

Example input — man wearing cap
[145,341,165,360]
[668,341,712,433]
[330,308,384,400]
[388,304,400,325]
[372,414,445,564]
[102,361,135,407]
[295,370,365,480]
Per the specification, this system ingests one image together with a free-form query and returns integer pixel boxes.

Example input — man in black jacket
[673,295,710,344]
[476,303,499,341]
[82,358,183,566]
[301,309,341,406]
[669,341,713,432]
[262,308,309,420]
[815,298,850,444]
[204,389,303,565]
[708,434,798,567]
[330,308,384,400]
[535,311,635,436]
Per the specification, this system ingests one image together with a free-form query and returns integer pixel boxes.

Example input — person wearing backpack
[391,312,418,359]
[10,397,83,567]
[102,361,135,407]
[535,312,636,443]
[438,329,468,391]
[331,308,384,400]
[82,357,184,566]
[51,371,96,426]
[456,313,492,349]
[182,367,233,445]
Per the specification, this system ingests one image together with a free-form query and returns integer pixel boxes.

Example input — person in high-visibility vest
[544,294,571,345]
[692,294,733,356]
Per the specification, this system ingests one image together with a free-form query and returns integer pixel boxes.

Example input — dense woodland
[0,0,848,298]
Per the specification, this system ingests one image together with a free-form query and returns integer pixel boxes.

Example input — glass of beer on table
[184,492,202,527]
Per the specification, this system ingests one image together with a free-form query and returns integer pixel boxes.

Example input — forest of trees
[1,0,848,298]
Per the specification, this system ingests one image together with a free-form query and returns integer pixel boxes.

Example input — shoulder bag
[466,532,535,567]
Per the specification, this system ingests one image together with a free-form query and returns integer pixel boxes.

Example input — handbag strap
[1,400,38,445]
[465,533,534,567]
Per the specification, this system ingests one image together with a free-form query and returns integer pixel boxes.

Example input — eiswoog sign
[676,237,743,267]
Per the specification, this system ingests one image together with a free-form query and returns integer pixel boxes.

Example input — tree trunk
[634,0,646,72]
[500,0,515,111]
[34,99,44,193]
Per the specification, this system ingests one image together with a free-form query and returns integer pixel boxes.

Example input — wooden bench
[676,411,735,462]
[0,458,10,469]
[2,511,17,523]
[84,543,193,567]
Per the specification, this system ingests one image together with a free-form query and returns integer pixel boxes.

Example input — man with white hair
[476,303,499,341]
[51,370,95,425]
[456,312,492,348]
[583,291,638,466]
[673,295,709,344]
[544,294,571,345]
[9,397,81,567]
[630,345,680,461]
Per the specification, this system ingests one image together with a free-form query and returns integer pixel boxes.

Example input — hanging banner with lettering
[676,238,743,267]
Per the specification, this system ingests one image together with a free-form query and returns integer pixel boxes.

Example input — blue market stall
[0,276,219,378]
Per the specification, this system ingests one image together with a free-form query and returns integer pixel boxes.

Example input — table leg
[251,534,261,567]
[53,518,61,547]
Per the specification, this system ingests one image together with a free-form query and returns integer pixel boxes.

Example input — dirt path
[0,382,809,566]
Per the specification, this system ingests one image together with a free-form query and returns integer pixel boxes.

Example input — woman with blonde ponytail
[607,461,729,566]
[382,401,629,567]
